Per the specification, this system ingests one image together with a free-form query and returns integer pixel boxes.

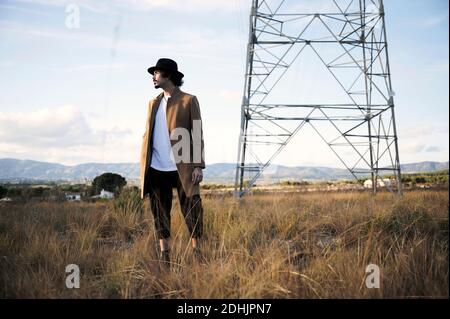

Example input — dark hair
[160,70,184,87]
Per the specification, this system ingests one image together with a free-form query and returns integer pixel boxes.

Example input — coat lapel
[149,93,164,136]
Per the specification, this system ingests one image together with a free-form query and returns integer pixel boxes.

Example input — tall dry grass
[0,189,448,298]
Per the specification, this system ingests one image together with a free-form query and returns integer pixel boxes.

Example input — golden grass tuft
[0,190,448,298]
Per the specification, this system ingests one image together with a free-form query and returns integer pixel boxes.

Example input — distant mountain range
[0,158,448,184]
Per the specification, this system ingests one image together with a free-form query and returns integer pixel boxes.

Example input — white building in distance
[363,179,393,189]
[91,189,114,200]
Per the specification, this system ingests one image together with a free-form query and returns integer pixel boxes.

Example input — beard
[154,83,161,89]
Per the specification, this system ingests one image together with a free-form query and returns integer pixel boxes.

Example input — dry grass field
[0,189,448,298]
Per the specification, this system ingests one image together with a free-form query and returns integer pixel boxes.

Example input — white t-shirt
[150,95,177,171]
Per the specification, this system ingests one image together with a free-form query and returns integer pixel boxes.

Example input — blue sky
[0,0,448,167]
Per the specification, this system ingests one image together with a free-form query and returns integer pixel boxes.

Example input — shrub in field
[112,186,142,215]
[99,186,146,241]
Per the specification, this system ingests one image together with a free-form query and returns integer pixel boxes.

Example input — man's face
[152,70,168,89]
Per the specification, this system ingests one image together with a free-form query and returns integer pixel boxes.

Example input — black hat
[147,58,184,78]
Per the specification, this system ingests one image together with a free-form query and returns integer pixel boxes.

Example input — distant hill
[0,158,139,183]
[399,161,449,173]
[0,158,447,184]
[202,161,449,184]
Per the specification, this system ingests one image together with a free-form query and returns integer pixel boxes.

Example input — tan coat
[140,87,205,199]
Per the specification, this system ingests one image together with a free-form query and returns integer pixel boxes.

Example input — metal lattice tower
[234,0,402,197]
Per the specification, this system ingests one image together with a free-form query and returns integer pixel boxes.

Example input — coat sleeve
[190,95,205,169]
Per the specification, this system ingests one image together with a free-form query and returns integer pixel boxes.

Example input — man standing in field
[140,58,205,270]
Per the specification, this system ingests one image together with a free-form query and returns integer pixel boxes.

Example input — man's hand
[192,167,203,185]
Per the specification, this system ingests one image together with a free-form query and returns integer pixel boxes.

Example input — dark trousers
[146,166,203,239]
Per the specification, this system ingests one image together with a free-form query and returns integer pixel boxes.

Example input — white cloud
[0,106,137,165]
[0,19,241,63]
[15,0,244,13]
[288,0,337,13]
[0,105,101,147]
[400,124,449,139]
[425,146,442,152]
[406,143,426,153]
[62,63,130,72]
[218,89,242,102]
[401,142,446,155]
[0,19,111,46]
[0,105,132,148]
[425,61,450,75]
[0,142,138,166]
[0,3,50,16]
[116,0,240,12]
[14,0,110,13]
[421,13,449,28]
